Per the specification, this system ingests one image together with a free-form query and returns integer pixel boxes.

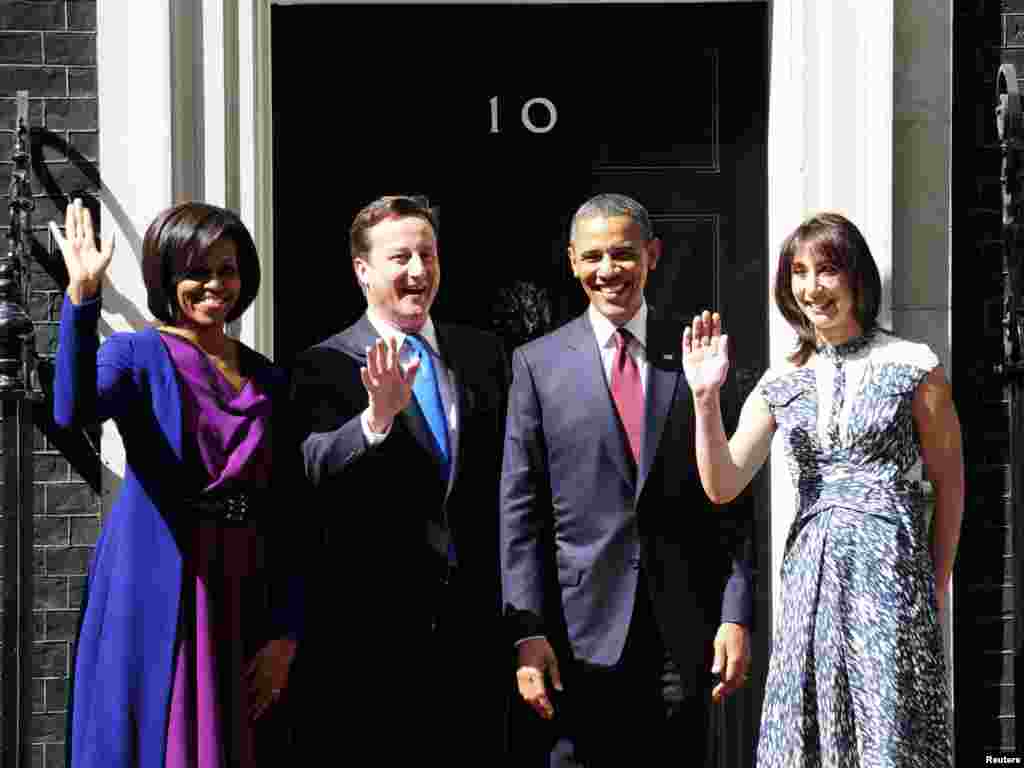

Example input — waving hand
[682,310,730,399]
[49,198,114,304]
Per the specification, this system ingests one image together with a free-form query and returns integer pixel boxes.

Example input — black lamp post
[1,90,41,768]
[0,90,39,397]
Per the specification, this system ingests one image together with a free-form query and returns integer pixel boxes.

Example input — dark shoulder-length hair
[774,211,882,366]
[141,202,260,325]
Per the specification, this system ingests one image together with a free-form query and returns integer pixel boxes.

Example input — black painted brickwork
[954,0,1023,761]
[0,2,97,767]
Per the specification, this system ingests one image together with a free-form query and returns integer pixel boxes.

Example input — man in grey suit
[500,193,753,766]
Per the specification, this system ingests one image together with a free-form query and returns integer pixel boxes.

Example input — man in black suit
[290,196,510,763]
[501,193,753,766]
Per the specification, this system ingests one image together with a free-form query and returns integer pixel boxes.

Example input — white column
[236,0,274,357]
[96,0,175,505]
[193,0,273,356]
[203,0,230,209]
[97,0,172,321]
[170,0,204,203]
[766,0,894,619]
[892,0,955,729]
[766,0,805,626]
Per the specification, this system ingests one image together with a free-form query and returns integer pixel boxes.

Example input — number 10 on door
[489,97,558,134]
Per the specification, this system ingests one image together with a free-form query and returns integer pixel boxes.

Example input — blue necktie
[405,334,451,482]
[405,334,456,566]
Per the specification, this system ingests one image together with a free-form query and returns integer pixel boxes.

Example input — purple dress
[158,332,275,768]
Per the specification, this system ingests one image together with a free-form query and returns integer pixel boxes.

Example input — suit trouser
[425,566,510,767]
[511,571,713,768]
[291,567,507,765]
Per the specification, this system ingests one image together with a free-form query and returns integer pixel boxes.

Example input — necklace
[815,329,875,362]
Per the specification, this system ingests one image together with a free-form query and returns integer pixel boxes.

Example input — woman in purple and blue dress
[52,200,302,768]
[682,212,963,767]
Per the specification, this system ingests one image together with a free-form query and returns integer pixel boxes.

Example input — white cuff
[361,408,392,445]
[514,635,546,648]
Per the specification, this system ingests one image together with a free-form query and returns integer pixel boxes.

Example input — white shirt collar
[588,301,648,350]
[365,306,441,356]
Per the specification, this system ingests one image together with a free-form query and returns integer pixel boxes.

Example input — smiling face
[569,214,660,325]
[174,238,241,330]
[790,243,861,344]
[354,214,439,333]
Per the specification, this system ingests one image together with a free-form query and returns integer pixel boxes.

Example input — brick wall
[0,2,98,767]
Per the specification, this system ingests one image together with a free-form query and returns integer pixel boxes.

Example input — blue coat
[54,295,302,768]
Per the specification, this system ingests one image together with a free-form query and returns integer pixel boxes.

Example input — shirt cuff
[361,408,392,445]
[514,635,546,648]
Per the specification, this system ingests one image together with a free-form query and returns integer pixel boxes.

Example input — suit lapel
[337,314,383,368]
[565,315,635,488]
[639,309,682,496]
[435,323,463,505]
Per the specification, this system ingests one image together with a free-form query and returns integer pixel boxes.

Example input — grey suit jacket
[500,307,752,693]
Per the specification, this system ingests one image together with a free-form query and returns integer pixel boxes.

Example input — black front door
[273,4,769,765]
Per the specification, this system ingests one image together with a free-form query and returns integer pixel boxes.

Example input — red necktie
[611,328,643,464]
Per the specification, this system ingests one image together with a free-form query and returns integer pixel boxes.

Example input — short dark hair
[774,212,882,365]
[141,202,260,325]
[569,193,654,243]
[349,195,436,267]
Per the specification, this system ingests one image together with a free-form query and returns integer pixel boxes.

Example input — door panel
[646,214,721,311]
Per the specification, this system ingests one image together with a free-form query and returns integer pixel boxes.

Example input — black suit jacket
[500,307,753,697]
[291,312,511,648]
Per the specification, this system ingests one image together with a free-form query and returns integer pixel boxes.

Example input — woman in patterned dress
[681,212,963,767]
[52,200,302,768]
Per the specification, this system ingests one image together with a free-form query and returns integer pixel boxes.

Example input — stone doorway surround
[94,0,952,688]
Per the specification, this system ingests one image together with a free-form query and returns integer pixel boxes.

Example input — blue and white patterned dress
[755,331,951,768]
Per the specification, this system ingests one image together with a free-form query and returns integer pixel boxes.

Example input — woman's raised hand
[682,310,730,398]
[49,198,114,305]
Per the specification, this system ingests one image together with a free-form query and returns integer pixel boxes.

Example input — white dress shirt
[588,301,650,394]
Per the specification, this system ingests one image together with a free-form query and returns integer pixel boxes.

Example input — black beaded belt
[182,490,259,526]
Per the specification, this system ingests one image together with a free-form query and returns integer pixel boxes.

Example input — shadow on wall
[30,127,149,335]
[27,127,147,499]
